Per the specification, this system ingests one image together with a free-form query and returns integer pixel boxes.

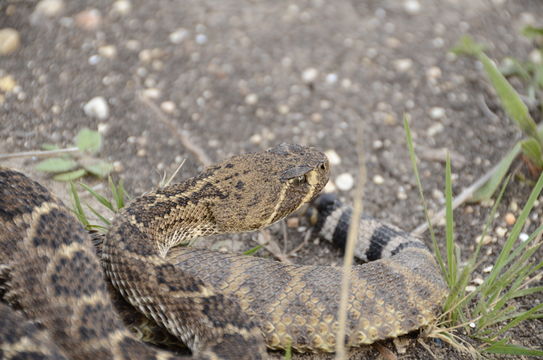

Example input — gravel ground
[1,0,542,359]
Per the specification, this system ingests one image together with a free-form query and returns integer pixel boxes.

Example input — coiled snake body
[0,144,447,359]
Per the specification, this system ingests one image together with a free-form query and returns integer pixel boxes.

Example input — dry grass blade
[0,147,79,160]
[335,123,366,359]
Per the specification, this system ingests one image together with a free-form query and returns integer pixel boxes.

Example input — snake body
[0,143,448,359]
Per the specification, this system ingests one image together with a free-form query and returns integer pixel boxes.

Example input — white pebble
[336,173,354,191]
[34,0,64,17]
[397,186,407,200]
[519,233,529,242]
[97,123,109,133]
[0,28,21,55]
[426,66,442,79]
[472,277,484,285]
[373,175,385,185]
[430,107,446,119]
[475,235,493,245]
[404,0,421,14]
[160,101,176,113]
[465,286,477,293]
[112,0,131,15]
[302,67,318,83]
[98,45,117,58]
[169,28,189,44]
[483,265,493,273]
[426,122,444,136]
[469,321,476,328]
[495,227,507,237]
[324,149,341,166]
[394,58,412,72]
[245,93,258,105]
[325,73,338,84]
[372,139,383,149]
[530,49,542,64]
[142,88,161,99]
[277,104,290,114]
[83,96,109,120]
[195,34,207,44]
[249,134,262,144]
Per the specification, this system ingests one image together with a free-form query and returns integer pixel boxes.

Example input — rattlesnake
[0,143,448,360]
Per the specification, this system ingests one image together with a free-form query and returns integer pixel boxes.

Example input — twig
[137,93,213,167]
[0,147,79,160]
[335,121,366,359]
[257,229,292,265]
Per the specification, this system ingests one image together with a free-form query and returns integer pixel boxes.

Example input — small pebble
[160,101,176,113]
[169,28,189,44]
[373,175,385,185]
[249,134,262,144]
[137,148,146,157]
[397,186,407,200]
[432,188,444,201]
[83,96,109,120]
[75,9,102,30]
[142,88,161,99]
[0,75,17,92]
[286,217,299,228]
[311,113,322,122]
[325,73,338,84]
[372,140,383,149]
[97,123,109,133]
[0,28,21,55]
[504,213,516,226]
[483,265,493,273]
[336,173,354,191]
[465,286,477,293]
[404,0,421,14]
[495,226,507,238]
[324,149,341,166]
[244,93,258,105]
[429,107,445,119]
[472,277,484,285]
[33,0,64,18]
[113,161,123,172]
[519,233,529,242]
[277,104,290,114]
[394,58,412,72]
[98,45,117,58]
[111,0,131,15]
[302,67,318,83]
[475,235,493,245]
[427,122,444,136]
[195,33,207,44]
[426,66,442,80]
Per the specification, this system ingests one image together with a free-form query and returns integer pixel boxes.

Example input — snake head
[210,143,330,232]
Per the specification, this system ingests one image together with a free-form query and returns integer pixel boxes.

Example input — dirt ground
[1,0,542,359]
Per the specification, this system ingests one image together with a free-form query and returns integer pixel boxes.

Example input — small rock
[324,149,341,166]
[0,75,17,92]
[504,213,516,226]
[432,188,444,201]
[397,186,407,200]
[336,173,354,191]
[472,277,484,285]
[97,123,109,134]
[0,28,20,55]
[302,67,318,83]
[111,0,131,15]
[286,217,299,228]
[160,101,176,113]
[142,88,161,99]
[169,28,189,44]
[75,9,102,30]
[465,285,477,293]
[83,96,109,120]
[519,233,529,242]
[404,0,421,14]
[249,134,262,144]
[113,161,124,173]
[373,175,385,185]
[429,107,445,119]
[137,148,146,157]
[372,140,383,149]
[311,113,322,122]
[244,93,258,105]
[277,104,290,114]
[394,58,412,72]
[325,73,338,84]
[426,66,442,80]
[426,122,444,136]
[195,34,207,44]
[495,226,507,238]
[33,0,64,18]
[483,265,493,273]
[98,45,117,58]
[475,235,493,245]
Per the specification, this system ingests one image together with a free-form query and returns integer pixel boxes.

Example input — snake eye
[320,163,326,170]
[289,175,307,185]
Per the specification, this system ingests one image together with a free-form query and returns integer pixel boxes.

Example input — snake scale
[0,143,448,359]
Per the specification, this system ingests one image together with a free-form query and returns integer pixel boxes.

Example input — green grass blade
[484,342,543,356]
[243,245,263,256]
[69,182,90,228]
[85,203,111,226]
[444,154,457,286]
[79,183,114,211]
[53,169,87,182]
[483,171,543,289]
[403,115,445,275]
